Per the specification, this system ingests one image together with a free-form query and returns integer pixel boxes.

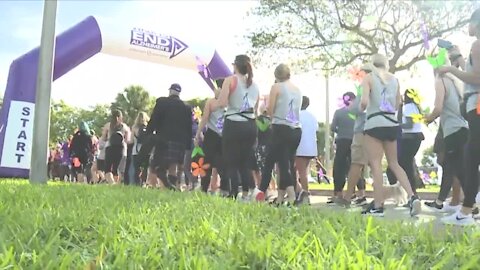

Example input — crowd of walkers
[48,8,480,226]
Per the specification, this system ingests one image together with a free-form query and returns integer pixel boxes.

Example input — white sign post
[30,0,57,184]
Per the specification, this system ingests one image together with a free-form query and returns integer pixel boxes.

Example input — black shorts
[96,159,105,171]
[444,128,468,154]
[364,126,400,142]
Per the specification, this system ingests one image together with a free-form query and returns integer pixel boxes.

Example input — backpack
[109,125,124,146]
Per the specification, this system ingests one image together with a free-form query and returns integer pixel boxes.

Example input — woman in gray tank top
[212,55,260,200]
[253,64,302,206]
[437,8,480,225]
[194,79,228,194]
[360,54,421,217]
[425,64,468,216]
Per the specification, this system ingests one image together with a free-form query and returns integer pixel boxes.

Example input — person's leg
[104,147,115,184]
[332,139,350,197]
[356,176,366,198]
[461,112,480,214]
[295,157,310,192]
[398,138,422,195]
[363,135,385,210]
[222,119,242,198]
[259,143,277,193]
[383,141,415,197]
[210,168,219,192]
[132,155,141,186]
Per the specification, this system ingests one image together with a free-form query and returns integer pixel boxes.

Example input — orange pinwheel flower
[191,157,210,177]
[348,66,367,83]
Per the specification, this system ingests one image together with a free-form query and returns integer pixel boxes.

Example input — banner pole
[30,0,58,184]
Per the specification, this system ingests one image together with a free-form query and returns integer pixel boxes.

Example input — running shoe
[424,201,443,211]
[294,190,311,206]
[353,196,368,206]
[441,211,476,226]
[252,188,265,202]
[442,203,461,213]
[361,202,384,217]
[409,196,422,217]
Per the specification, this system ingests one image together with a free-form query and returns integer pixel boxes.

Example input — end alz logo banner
[130,28,188,59]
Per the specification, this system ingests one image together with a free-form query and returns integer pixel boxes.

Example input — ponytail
[246,62,253,88]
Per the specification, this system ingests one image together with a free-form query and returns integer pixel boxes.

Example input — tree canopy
[248,0,476,73]
[110,85,156,127]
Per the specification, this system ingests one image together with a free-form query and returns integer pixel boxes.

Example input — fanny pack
[225,108,255,121]
[367,111,398,124]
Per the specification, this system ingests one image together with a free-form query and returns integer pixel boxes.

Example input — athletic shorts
[351,133,368,166]
[364,126,399,142]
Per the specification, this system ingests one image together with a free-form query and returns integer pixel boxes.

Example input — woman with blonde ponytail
[360,54,421,217]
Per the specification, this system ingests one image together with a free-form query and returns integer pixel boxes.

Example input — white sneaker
[442,204,461,213]
[251,188,264,202]
[441,212,477,226]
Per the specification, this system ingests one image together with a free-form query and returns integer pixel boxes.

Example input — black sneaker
[294,190,311,206]
[353,197,367,206]
[424,201,443,210]
[361,203,384,217]
[351,194,358,200]
[409,196,421,217]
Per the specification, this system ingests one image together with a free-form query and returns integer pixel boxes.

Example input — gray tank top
[207,104,225,136]
[364,74,399,130]
[464,54,479,113]
[225,75,260,122]
[439,78,468,138]
[272,83,302,128]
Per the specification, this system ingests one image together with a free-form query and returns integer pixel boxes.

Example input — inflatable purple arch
[0,16,232,178]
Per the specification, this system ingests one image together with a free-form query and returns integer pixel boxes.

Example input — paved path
[308,195,479,235]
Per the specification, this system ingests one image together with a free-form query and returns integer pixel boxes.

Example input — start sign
[0,101,35,169]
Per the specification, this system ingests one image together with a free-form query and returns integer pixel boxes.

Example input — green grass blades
[0,180,478,269]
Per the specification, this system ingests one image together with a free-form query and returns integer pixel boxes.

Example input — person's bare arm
[267,84,279,117]
[439,41,480,86]
[360,75,371,111]
[195,99,212,141]
[211,76,232,110]
[425,78,446,124]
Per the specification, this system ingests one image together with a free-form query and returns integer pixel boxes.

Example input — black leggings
[259,125,301,191]
[441,128,468,203]
[132,155,148,185]
[201,129,227,192]
[398,136,423,194]
[463,111,480,208]
[105,145,123,176]
[222,119,257,197]
[333,139,352,192]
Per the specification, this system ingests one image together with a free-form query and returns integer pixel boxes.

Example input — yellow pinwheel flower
[410,113,424,123]
[406,88,422,105]
[193,106,202,121]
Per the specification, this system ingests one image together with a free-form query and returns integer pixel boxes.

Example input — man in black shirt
[147,83,193,190]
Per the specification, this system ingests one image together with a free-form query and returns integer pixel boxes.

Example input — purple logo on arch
[130,28,188,59]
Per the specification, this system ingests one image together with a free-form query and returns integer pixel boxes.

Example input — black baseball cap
[169,83,182,92]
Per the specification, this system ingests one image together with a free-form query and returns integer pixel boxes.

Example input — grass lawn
[309,182,441,193]
[0,179,478,269]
